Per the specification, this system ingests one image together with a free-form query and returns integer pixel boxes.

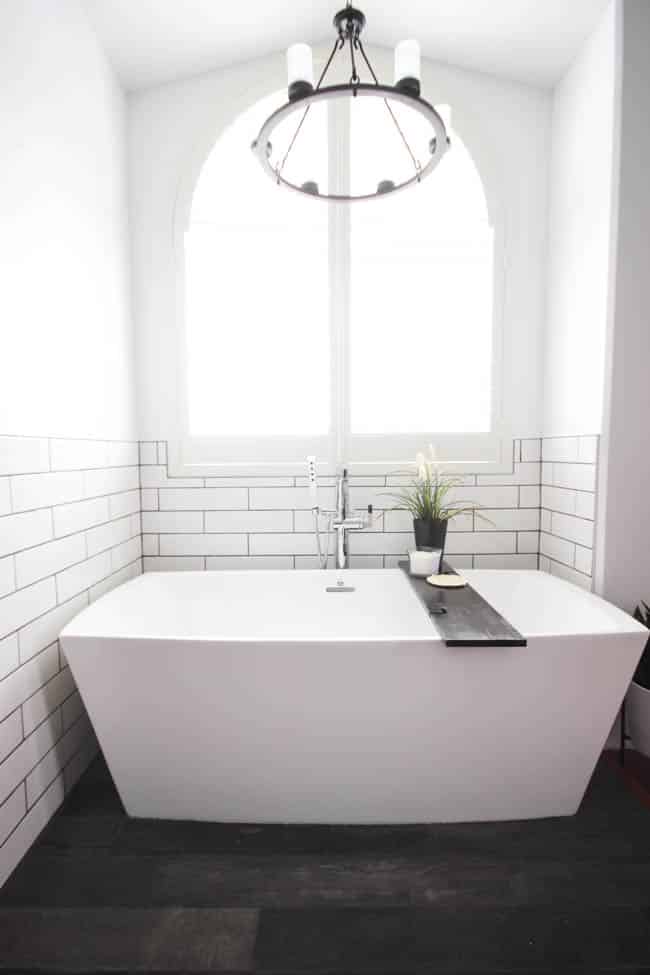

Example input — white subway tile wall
[140,437,599,585]
[0,432,600,888]
[140,439,548,572]
[539,436,599,590]
[0,436,142,887]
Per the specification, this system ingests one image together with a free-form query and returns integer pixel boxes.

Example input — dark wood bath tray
[399,561,527,648]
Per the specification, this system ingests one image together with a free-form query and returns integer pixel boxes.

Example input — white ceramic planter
[627,680,650,757]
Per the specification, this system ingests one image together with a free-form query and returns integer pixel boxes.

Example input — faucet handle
[349,504,374,529]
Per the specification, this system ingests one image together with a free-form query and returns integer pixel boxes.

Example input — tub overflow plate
[326,579,356,593]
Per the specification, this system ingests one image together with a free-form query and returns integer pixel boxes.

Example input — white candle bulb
[394,39,421,94]
[287,43,314,99]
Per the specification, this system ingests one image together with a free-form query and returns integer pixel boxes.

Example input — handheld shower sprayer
[306,455,319,508]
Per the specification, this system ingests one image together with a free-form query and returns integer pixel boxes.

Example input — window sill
[168,435,516,479]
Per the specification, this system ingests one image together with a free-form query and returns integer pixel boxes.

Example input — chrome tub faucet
[307,459,372,570]
[331,469,371,570]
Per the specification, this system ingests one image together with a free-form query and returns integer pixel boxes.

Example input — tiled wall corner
[539,436,599,591]
[140,439,542,572]
[0,435,143,887]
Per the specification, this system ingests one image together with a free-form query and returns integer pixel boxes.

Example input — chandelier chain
[278,33,420,182]
[254,4,450,201]
[380,98,420,177]
[357,40,420,177]
[317,37,345,90]
[276,105,309,181]
[356,39,379,84]
[349,34,359,86]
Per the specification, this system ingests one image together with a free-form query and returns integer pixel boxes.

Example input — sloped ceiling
[85,0,610,92]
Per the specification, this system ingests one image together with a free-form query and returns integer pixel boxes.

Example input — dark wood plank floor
[0,752,648,973]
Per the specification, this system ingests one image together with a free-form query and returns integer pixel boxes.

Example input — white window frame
[169,93,511,478]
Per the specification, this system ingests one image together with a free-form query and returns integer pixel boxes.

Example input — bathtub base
[67,635,641,824]
[61,569,647,824]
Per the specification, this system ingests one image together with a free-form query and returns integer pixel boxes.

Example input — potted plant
[628,602,650,757]
[385,445,479,560]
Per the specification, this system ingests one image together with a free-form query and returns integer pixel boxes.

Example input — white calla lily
[427,443,440,480]
[383,442,491,531]
[415,451,428,482]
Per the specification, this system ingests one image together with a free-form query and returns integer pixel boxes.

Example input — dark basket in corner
[633,602,650,690]
[413,517,448,554]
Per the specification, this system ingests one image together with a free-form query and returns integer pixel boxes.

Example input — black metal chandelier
[251,3,450,202]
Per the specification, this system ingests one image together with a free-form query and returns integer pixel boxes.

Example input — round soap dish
[426,574,467,589]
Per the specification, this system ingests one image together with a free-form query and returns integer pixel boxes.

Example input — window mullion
[328,98,351,468]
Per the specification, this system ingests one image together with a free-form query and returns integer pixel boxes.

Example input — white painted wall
[542,1,617,437]
[0,0,136,440]
[129,48,550,440]
[0,0,138,885]
[595,0,650,612]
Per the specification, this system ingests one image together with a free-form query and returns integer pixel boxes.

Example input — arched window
[181,89,496,473]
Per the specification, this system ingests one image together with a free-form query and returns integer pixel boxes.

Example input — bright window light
[350,104,494,434]
[186,92,330,438]
[183,94,495,465]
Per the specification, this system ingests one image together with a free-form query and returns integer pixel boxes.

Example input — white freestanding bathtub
[61,568,646,824]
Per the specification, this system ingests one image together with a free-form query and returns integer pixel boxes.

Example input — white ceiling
[85,0,610,92]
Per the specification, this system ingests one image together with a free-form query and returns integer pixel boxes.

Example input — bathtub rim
[60,567,647,645]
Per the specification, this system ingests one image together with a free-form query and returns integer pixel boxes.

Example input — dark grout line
[0,728,98,856]
[0,557,143,678]
[540,528,593,549]
[0,483,141,519]
[543,554,592,580]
